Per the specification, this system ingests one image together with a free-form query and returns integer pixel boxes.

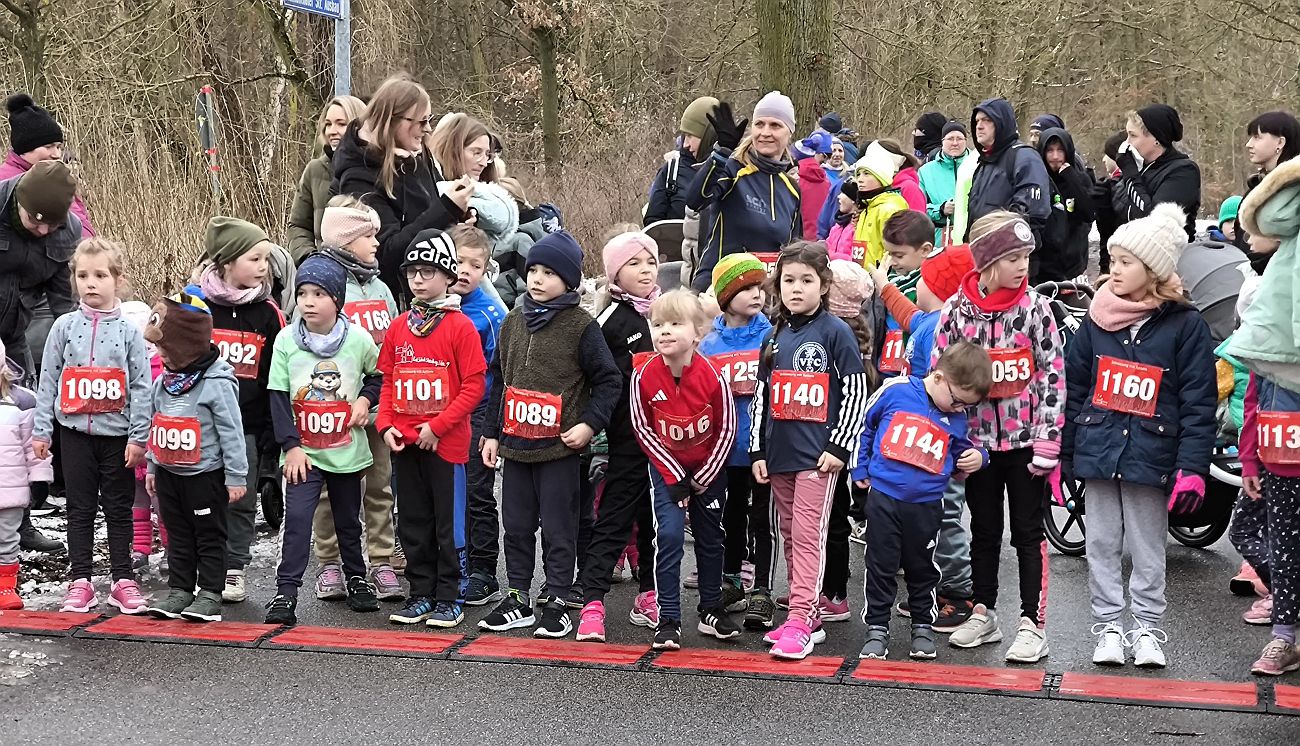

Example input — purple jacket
[0,151,95,238]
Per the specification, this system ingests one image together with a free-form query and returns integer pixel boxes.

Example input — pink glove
[1048,464,1065,507]
[1167,470,1206,514]
[1028,439,1060,476]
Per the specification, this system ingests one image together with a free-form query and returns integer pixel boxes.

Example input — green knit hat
[712,252,767,310]
[205,216,270,266]
[680,96,720,140]
[1218,195,1242,226]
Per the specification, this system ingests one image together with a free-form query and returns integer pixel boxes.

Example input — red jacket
[629,351,735,488]
[376,309,487,464]
[798,158,831,240]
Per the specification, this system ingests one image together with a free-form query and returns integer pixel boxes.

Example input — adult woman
[331,74,472,297]
[0,94,93,238]
[1235,111,1300,253]
[686,92,800,291]
[1112,104,1201,240]
[918,122,973,245]
[824,138,850,180]
[286,95,366,262]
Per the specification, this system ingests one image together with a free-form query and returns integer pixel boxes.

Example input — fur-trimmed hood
[1240,154,1300,239]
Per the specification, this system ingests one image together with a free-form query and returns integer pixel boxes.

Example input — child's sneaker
[464,572,503,606]
[611,556,628,584]
[721,576,747,612]
[0,563,22,610]
[910,625,937,659]
[744,591,777,630]
[820,595,850,622]
[564,587,584,609]
[697,607,742,640]
[389,596,435,624]
[146,590,193,619]
[849,518,867,545]
[346,576,380,612]
[180,590,223,622]
[684,569,699,589]
[653,618,682,650]
[933,597,974,633]
[629,590,658,627]
[1243,594,1273,625]
[534,599,572,638]
[108,579,148,615]
[314,563,346,600]
[60,579,98,613]
[576,601,606,642]
[764,618,828,645]
[390,544,407,575]
[1004,617,1048,663]
[775,594,790,610]
[1126,625,1167,669]
[949,604,1002,648]
[264,595,298,625]
[1231,561,1266,597]
[770,618,816,660]
[1251,637,1300,676]
[479,590,535,631]
[426,602,464,628]
[222,570,247,603]
[369,565,404,601]
[1090,622,1126,666]
[858,625,889,659]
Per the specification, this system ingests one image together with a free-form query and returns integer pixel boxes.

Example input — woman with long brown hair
[286,95,366,262]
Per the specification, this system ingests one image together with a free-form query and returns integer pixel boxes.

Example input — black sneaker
[535,584,555,608]
[721,576,747,612]
[910,624,937,659]
[653,618,682,650]
[564,587,584,609]
[698,606,742,639]
[264,595,298,625]
[479,590,535,631]
[463,572,503,607]
[933,598,974,633]
[533,599,572,638]
[744,590,777,630]
[346,576,380,612]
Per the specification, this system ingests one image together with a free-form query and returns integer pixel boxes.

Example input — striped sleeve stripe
[849,376,908,471]
[829,371,871,456]
[696,364,736,487]
[748,379,767,454]
[628,366,688,484]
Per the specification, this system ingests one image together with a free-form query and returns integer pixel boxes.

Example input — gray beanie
[753,91,796,133]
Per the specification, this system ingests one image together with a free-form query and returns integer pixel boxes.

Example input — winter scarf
[1088,283,1161,332]
[199,263,271,306]
[162,347,219,396]
[407,294,462,337]
[320,245,382,284]
[523,290,581,333]
[293,315,350,358]
[610,284,660,318]
[79,300,121,321]
[749,149,793,175]
[961,271,1027,313]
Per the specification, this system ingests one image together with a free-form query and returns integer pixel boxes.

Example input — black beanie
[941,121,967,139]
[6,93,63,156]
[1137,104,1183,148]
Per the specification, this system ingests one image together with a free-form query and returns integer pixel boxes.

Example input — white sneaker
[221,570,246,603]
[949,604,1002,648]
[1090,622,1126,666]
[1005,617,1049,663]
[1126,625,1168,668]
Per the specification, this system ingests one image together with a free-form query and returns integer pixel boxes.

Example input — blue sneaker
[426,602,465,628]
[389,596,435,624]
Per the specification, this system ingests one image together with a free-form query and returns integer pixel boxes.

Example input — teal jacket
[917,150,972,244]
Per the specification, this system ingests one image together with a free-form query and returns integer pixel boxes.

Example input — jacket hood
[797,156,828,185]
[893,167,920,189]
[972,98,1020,154]
[710,311,772,346]
[1035,127,1077,165]
[1240,155,1300,239]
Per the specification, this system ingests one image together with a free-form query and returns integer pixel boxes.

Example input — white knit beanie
[1106,203,1187,281]
[753,91,796,134]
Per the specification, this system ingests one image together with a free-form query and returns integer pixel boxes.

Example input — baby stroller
[1039,274,1241,556]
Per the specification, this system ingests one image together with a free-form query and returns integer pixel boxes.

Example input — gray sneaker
[180,590,223,622]
[949,605,1002,648]
[369,565,404,601]
[910,625,937,659]
[859,625,889,659]
[147,590,194,620]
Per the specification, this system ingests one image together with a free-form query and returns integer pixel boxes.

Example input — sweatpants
[579,450,656,602]
[61,427,135,582]
[465,402,499,576]
[1084,479,1168,625]
[650,467,726,620]
[577,456,597,578]
[822,474,851,600]
[936,478,973,599]
[276,467,365,596]
[964,447,1048,625]
[312,426,395,566]
[132,478,167,554]
[1230,491,1271,588]
[225,435,262,570]
[723,466,773,588]
[770,468,837,625]
[1264,473,1300,628]
[501,455,580,596]
[0,506,22,564]
[392,448,458,601]
[861,489,943,627]
[155,468,228,594]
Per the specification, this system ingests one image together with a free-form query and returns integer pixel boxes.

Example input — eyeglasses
[944,377,978,408]
[399,115,435,130]
[404,267,440,281]
[465,146,494,163]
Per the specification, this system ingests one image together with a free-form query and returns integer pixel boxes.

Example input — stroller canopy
[1176,240,1246,343]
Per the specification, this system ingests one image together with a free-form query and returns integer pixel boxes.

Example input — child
[880,210,938,303]
[33,239,152,614]
[629,290,739,648]
[480,231,621,638]
[575,231,661,641]
[142,292,248,622]
[379,230,487,627]
[121,300,165,570]
[197,216,285,603]
[309,197,404,602]
[698,253,775,628]
[853,342,991,660]
[932,212,1065,663]
[835,142,909,268]
[1212,195,1242,243]
[1062,203,1215,668]
[263,254,382,625]
[0,340,54,609]
[750,241,870,660]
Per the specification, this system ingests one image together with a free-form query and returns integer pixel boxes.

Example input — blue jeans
[650,467,726,621]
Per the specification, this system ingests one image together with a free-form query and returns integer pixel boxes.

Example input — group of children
[2,185,1298,678]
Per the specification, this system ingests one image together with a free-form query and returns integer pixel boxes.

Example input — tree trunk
[755,0,832,133]
[535,23,560,175]
[8,0,48,101]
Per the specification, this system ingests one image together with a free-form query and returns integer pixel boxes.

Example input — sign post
[282,0,351,96]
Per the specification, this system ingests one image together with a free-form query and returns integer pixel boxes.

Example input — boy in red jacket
[627,290,739,650]
[377,230,487,629]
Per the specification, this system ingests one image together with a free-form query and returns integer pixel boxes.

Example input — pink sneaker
[1243,594,1273,626]
[60,579,98,613]
[770,618,816,660]
[764,618,828,645]
[1231,562,1268,597]
[629,590,659,627]
[684,569,699,589]
[109,579,148,615]
[576,601,606,642]
[820,595,851,622]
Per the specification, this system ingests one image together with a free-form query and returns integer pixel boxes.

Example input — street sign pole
[282,0,350,95]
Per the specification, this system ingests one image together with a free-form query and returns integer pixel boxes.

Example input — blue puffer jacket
[698,312,772,467]
[1062,300,1217,488]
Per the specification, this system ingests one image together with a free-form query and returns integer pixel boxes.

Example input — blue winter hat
[1030,114,1065,132]
[801,131,833,155]
[297,253,348,311]
[526,230,584,290]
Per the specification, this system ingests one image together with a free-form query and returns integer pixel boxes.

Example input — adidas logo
[705,499,721,510]
[926,539,936,549]
[940,416,950,425]
[651,390,668,402]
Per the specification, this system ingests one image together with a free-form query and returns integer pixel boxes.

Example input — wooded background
[1,0,1295,296]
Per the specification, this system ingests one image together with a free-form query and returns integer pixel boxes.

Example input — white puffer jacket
[0,385,54,510]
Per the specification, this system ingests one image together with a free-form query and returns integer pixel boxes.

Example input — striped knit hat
[712,253,768,310]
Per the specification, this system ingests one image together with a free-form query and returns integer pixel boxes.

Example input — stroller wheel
[260,476,284,532]
[1169,515,1231,548]
[1044,474,1087,557]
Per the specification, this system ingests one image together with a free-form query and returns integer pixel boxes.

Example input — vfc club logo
[793,341,827,372]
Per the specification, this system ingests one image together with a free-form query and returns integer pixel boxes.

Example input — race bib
[502,387,562,440]
[59,366,126,415]
[712,350,759,396]
[879,329,907,374]
[211,329,265,380]
[632,351,655,372]
[392,365,450,416]
[1092,356,1162,418]
[149,414,201,466]
[987,348,1034,399]
[879,412,949,475]
[293,400,353,450]
[850,240,868,265]
[1258,411,1300,466]
[345,300,392,345]
[770,370,829,423]
[752,252,780,276]
[655,406,714,451]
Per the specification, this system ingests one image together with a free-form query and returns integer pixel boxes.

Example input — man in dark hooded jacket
[1035,127,1095,282]
[1112,103,1201,240]
[966,98,1052,240]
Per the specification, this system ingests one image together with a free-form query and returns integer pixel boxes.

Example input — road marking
[852,659,1046,694]
[1057,671,1260,710]
[653,648,843,679]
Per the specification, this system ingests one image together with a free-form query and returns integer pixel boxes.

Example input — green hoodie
[917,149,973,244]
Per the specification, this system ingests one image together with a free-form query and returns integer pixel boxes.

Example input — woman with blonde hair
[286,95,366,262]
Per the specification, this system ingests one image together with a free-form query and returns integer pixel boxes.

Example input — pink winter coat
[826,220,855,261]
[893,168,926,213]
[0,386,54,510]
[0,152,95,238]
[798,158,831,240]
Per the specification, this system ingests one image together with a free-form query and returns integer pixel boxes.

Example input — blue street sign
[282,0,343,20]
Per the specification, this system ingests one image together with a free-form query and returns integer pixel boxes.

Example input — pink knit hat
[321,203,380,249]
[602,231,658,283]
[827,259,874,318]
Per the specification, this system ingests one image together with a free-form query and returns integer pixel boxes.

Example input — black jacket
[1112,148,1201,240]
[1092,173,1121,273]
[967,98,1052,233]
[596,299,655,457]
[1035,128,1096,282]
[207,299,283,437]
[644,148,701,224]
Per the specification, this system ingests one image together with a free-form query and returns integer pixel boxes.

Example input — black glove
[707,102,748,151]
[1058,458,1075,488]
[1115,146,1140,179]
[669,480,693,506]
[849,482,869,523]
